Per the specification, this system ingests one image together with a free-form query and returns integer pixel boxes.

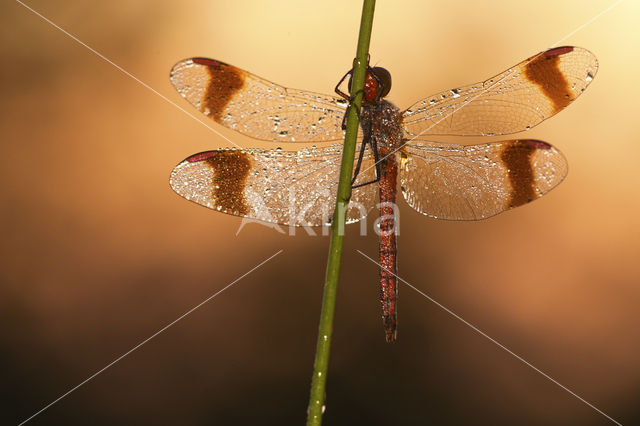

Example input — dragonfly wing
[402,47,598,137]
[170,144,378,226]
[399,140,567,220]
[170,58,348,142]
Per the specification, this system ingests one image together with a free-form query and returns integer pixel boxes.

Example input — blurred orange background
[3,1,639,424]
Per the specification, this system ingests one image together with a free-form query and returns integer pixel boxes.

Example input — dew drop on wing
[586,73,594,82]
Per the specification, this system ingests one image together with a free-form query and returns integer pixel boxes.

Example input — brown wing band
[501,140,550,208]
[193,58,246,121]
[524,48,574,114]
[195,151,252,216]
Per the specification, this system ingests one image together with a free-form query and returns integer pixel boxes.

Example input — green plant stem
[305,1,376,425]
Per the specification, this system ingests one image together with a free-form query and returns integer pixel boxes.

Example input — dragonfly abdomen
[360,100,403,342]
[378,153,399,342]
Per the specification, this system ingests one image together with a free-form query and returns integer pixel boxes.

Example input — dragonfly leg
[335,53,373,97]
[335,65,373,130]
[333,57,374,100]
[350,137,368,186]
[339,85,364,131]
[351,135,382,189]
[334,69,352,101]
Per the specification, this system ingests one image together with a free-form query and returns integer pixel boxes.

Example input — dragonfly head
[349,66,392,104]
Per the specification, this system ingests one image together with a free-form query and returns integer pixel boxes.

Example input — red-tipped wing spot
[191,58,223,67]
[185,151,221,162]
[544,46,574,57]
[521,139,552,150]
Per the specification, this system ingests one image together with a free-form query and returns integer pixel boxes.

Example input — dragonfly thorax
[360,99,403,153]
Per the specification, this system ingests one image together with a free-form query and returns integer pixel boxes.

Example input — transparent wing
[170,58,348,142]
[402,47,598,137]
[170,144,378,226]
[399,139,567,220]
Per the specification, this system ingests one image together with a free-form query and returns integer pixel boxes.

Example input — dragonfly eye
[347,67,392,102]
[362,67,392,102]
[371,67,392,98]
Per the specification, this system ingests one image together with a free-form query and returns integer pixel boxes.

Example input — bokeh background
[2,0,639,424]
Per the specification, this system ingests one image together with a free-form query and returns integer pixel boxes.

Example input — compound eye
[347,67,392,102]
[371,67,392,98]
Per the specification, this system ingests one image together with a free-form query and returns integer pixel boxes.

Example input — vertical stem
[305,1,376,425]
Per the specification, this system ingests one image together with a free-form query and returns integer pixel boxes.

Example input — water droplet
[586,72,593,82]
[451,88,460,98]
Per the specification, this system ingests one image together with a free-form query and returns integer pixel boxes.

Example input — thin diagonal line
[14,0,242,149]
[18,250,283,426]
[551,0,625,47]
[356,249,622,426]
[358,0,623,178]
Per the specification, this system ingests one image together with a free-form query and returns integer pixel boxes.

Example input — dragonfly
[169,46,598,342]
